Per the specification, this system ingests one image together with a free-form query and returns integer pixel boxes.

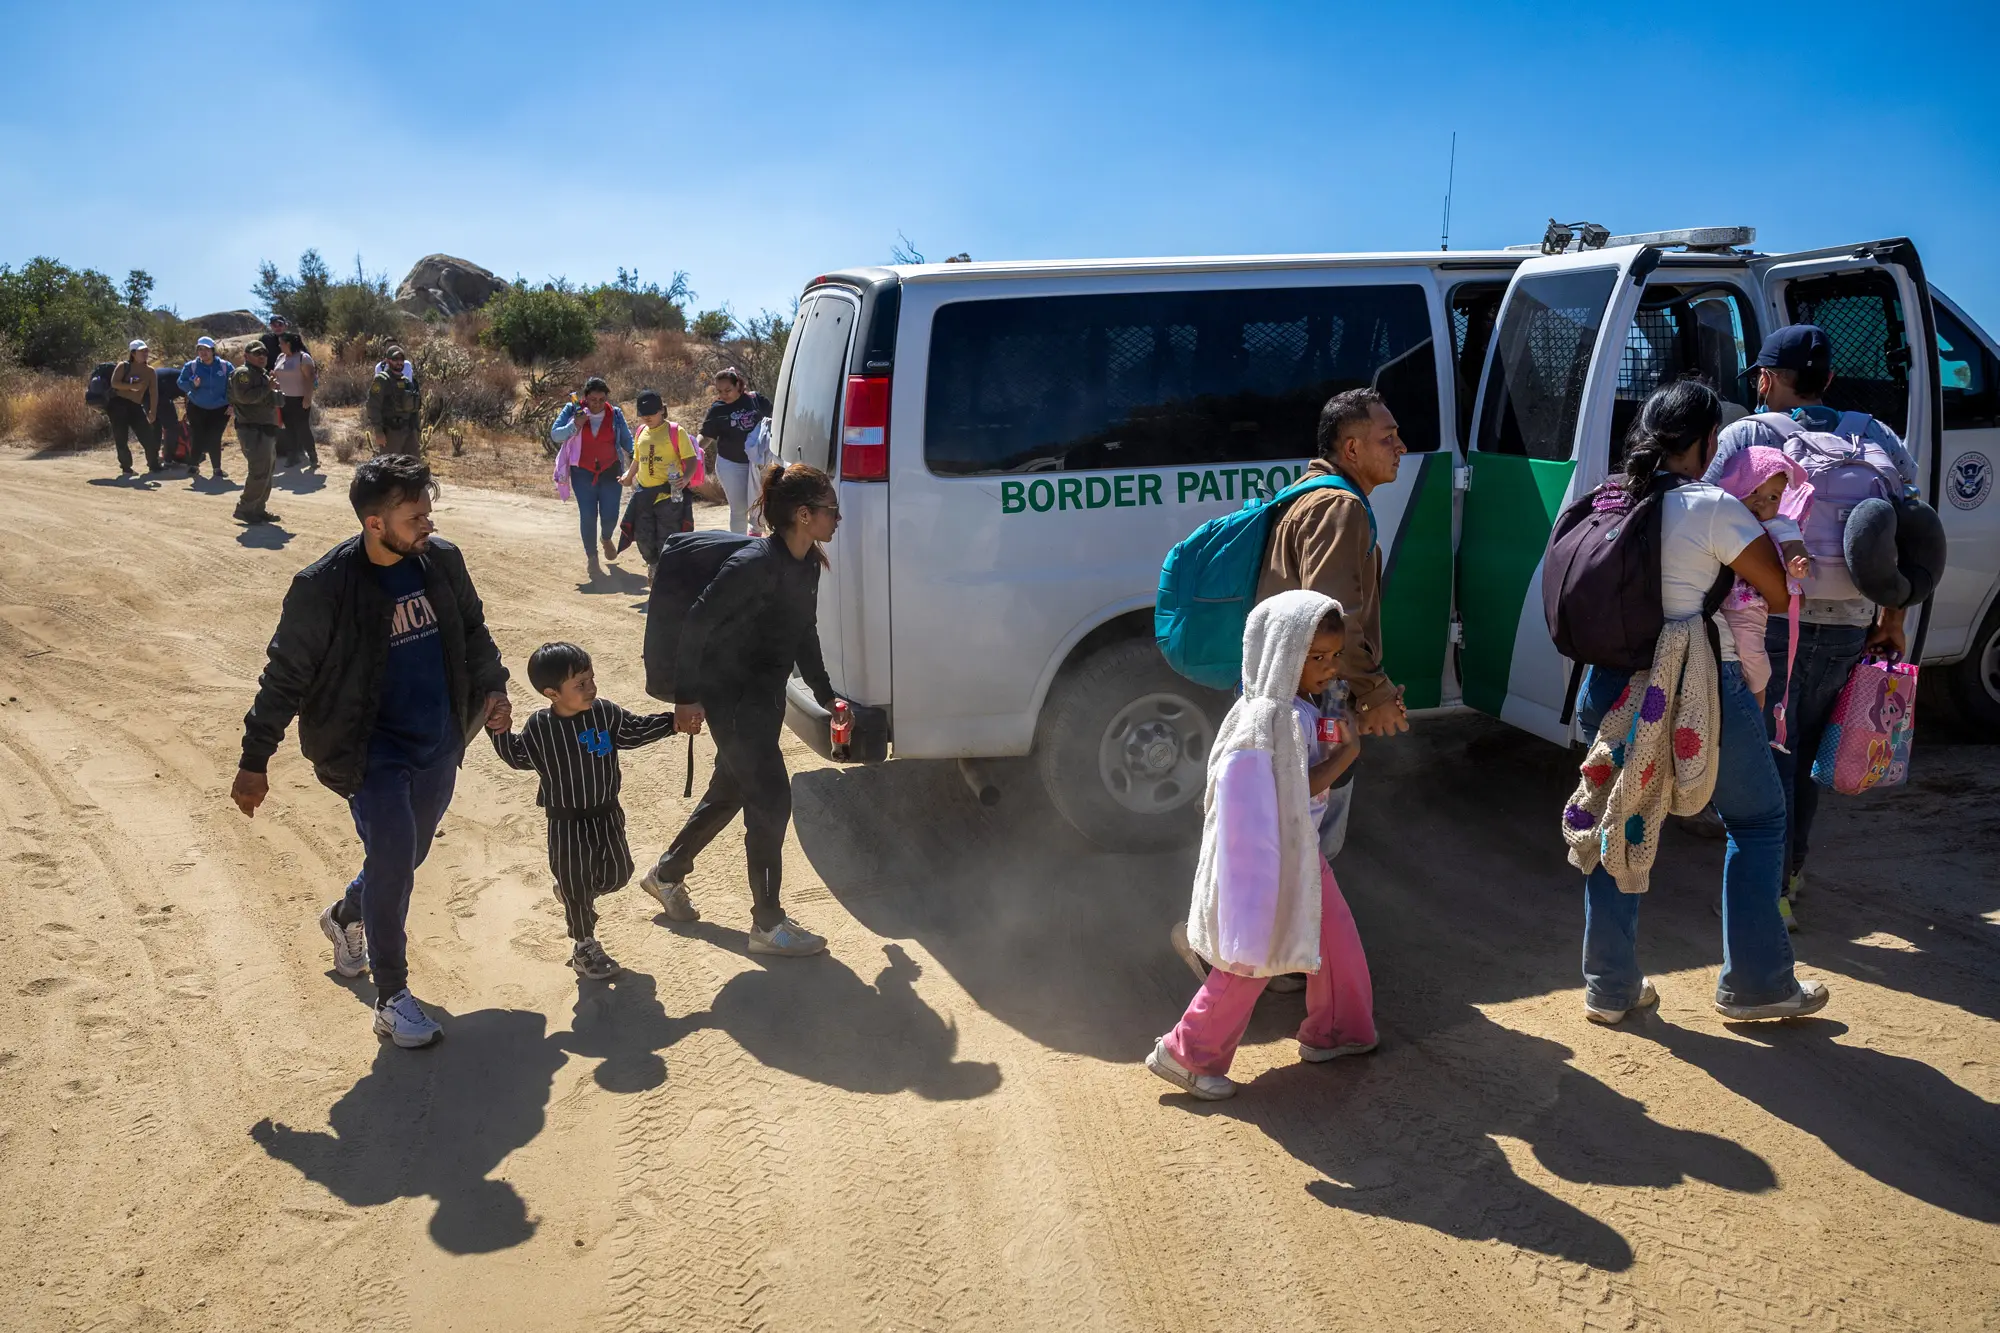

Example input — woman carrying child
[1562,381,1827,1025]
[1148,590,1377,1102]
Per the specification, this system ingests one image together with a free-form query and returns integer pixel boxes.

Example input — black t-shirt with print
[700,391,773,465]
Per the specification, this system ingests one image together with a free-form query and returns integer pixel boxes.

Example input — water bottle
[830,699,853,761]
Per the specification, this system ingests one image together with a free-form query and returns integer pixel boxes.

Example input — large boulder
[214,333,266,362]
[192,309,266,337]
[394,255,508,319]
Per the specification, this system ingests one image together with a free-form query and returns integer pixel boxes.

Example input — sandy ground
[2,445,1996,1333]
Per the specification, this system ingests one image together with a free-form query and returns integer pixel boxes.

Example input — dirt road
[3,448,1995,1332]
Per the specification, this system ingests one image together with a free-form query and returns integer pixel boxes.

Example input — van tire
[1034,638,1224,851]
[1947,601,2000,738]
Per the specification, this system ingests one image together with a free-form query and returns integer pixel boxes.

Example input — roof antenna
[1440,131,1457,252]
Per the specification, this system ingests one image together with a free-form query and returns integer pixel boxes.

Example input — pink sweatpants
[1163,858,1376,1077]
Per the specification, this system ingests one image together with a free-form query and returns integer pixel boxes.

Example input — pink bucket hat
[1716,445,1813,525]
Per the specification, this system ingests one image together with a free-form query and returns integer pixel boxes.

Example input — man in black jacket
[232,455,510,1047]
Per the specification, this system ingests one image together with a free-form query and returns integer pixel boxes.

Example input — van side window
[922,284,1438,476]
[1475,269,1618,462]
[777,294,854,471]
[1784,269,1911,435]
[1936,300,1999,431]
[1610,284,1758,466]
[1448,282,1507,449]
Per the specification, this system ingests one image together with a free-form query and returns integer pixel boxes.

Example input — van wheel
[1035,638,1223,851]
[1947,602,2000,737]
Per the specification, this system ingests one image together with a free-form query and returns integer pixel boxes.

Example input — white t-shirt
[1657,482,1767,663]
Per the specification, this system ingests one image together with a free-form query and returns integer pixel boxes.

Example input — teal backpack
[1154,473,1374,690]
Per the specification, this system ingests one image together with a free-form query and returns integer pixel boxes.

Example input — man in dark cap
[366,346,423,455]
[1704,324,1920,923]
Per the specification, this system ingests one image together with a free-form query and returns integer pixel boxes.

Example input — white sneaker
[1585,977,1659,1025]
[319,903,367,978]
[1715,979,1829,1022]
[1146,1038,1236,1101]
[1299,1038,1378,1062]
[747,918,826,957]
[1167,921,1209,982]
[639,868,699,922]
[373,989,442,1048]
[569,938,621,980]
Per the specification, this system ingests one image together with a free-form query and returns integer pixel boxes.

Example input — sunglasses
[808,500,842,517]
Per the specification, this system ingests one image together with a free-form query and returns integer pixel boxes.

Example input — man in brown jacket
[1258,387,1410,856]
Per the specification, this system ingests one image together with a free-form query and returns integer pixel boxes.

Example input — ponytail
[760,462,834,568]
[1622,378,1722,493]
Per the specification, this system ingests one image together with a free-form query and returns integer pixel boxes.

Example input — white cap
[128,338,148,352]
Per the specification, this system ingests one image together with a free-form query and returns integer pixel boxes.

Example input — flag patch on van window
[999,465,1305,514]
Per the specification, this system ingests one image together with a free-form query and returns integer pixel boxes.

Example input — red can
[830,699,853,755]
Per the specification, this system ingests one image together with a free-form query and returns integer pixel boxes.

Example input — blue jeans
[341,750,459,1002]
[1578,662,1797,1009]
[1762,619,1868,881]
[571,465,622,555]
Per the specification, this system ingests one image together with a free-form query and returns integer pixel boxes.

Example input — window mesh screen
[1786,271,1909,434]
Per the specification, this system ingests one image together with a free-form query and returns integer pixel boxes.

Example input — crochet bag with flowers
[1810,655,1917,795]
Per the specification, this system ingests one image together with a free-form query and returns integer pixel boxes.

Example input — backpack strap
[1771,591,1802,752]
[1275,473,1377,553]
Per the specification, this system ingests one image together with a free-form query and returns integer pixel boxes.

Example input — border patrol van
[767,225,2000,849]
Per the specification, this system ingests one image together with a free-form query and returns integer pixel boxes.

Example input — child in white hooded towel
[1147,589,1378,1102]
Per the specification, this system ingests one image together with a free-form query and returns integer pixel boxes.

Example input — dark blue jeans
[1762,618,1868,882]
[1579,662,1797,1010]
[341,749,459,1002]
[571,465,622,556]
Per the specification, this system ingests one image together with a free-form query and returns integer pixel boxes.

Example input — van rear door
[1458,245,1659,743]
[1752,240,1942,649]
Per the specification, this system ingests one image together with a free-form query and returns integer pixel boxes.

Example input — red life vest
[576,410,618,476]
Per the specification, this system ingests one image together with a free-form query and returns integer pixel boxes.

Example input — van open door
[1753,239,1941,652]
[1458,244,1660,743]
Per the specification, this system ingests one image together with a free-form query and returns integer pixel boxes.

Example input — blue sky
[3,0,1996,333]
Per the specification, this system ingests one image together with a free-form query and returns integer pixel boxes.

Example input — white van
[767,225,2000,848]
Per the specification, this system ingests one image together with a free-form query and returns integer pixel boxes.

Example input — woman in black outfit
[698,368,774,534]
[639,464,843,956]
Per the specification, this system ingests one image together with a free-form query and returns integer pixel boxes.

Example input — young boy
[615,389,699,571]
[491,642,677,978]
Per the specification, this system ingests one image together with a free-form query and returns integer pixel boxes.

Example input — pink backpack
[1810,655,1916,795]
[1749,412,1902,603]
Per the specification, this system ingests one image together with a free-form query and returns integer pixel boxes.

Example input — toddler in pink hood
[1715,445,1813,706]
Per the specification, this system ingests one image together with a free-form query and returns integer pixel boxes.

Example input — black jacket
[239,535,508,797]
[674,536,834,707]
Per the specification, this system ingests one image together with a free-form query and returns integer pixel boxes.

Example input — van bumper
[784,677,890,764]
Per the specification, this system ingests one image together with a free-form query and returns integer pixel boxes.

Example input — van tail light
[841,375,891,480]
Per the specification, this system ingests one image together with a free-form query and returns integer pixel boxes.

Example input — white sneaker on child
[1146,1038,1236,1101]
[1299,1039,1377,1062]
[569,938,621,980]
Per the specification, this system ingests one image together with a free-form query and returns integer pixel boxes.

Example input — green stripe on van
[1458,454,1576,716]
[1379,451,1454,711]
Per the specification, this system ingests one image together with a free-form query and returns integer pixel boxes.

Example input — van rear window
[923,284,1438,476]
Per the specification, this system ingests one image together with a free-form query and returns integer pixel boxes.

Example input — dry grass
[13,380,106,450]
[317,357,375,408]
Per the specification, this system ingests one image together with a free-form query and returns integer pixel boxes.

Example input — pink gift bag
[1810,655,1917,795]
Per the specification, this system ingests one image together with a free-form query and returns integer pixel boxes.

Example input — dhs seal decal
[1948,451,1992,510]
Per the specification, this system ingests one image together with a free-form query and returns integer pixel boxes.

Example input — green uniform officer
[366,346,423,456]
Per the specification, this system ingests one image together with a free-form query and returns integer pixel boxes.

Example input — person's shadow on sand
[1631,1018,2000,1222]
[676,931,1001,1101]
[557,969,698,1093]
[1191,1006,1775,1272]
[251,1008,567,1253]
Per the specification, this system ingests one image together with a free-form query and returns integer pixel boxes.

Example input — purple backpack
[1542,477,1733,696]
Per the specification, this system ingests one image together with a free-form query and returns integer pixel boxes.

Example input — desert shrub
[486,287,595,366]
[317,357,375,408]
[253,250,335,336]
[587,268,691,334]
[729,311,793,397]
[0,257,125,372]
[21,379,107,449]
[332,423,370,464]
[689,308,734,342]
[326,273,402,351]
[416,338,516,431]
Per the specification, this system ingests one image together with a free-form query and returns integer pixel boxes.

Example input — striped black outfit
[491,699,676,940]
